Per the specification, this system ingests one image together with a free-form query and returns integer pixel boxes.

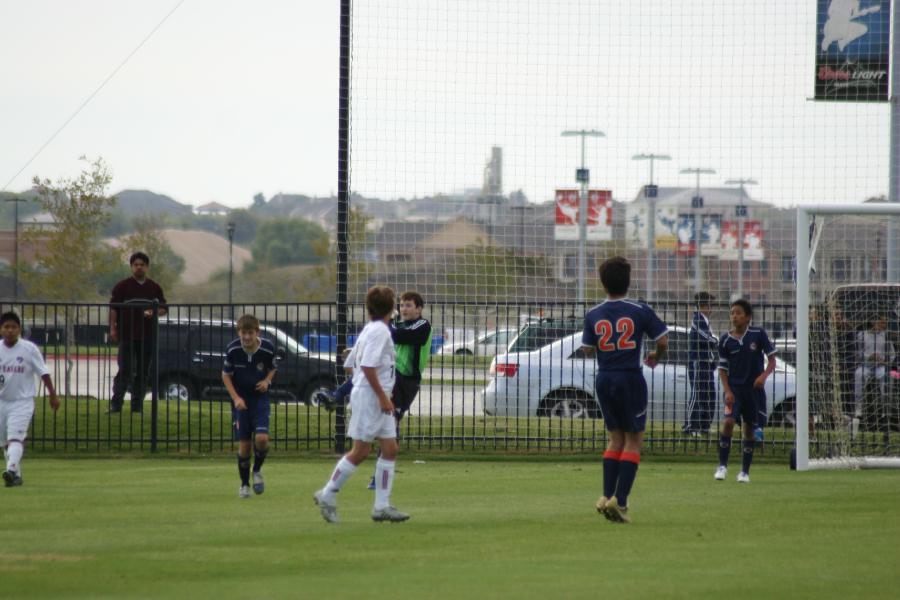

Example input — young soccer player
[714,299,777,483]
[1,312,59,487]
[314,285,410,524]
[222,315,276,498]
[581,257,668,524]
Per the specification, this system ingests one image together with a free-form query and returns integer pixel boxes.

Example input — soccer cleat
[603,497,631,524]
[314,389,337,412]
[714,465,728,481]
[314,490,340,524]
[238,485,251,499]
[371,506,410,523]
[252,471,265,495]
[3,470,22,487]
[595,495,614,521]
[367,475,376,490]
[737,471,750,483]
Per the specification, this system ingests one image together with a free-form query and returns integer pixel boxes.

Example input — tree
[225,208,259,245]
[253,192,266,208]
[118,214,186,291]
[21,157,121,300]
[251,218,330,267]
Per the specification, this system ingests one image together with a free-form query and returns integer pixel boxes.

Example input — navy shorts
[724,386,767,427]
[233,398,271,441]
[595,370,648,433]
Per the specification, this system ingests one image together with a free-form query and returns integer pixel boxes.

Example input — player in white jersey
[313,286,410,524]
[0,312,59,487]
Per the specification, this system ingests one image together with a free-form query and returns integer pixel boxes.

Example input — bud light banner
[815,0,891,102]
[554,189,612,241]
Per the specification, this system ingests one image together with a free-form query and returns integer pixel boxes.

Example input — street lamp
[724,178,758,299]
[633,153,672,302]
[4,197,27,301]
[561,129,605,303]
[226,221,236,311]
[680,167,716,294]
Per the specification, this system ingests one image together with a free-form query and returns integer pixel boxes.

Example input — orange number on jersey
[594,317,637,352]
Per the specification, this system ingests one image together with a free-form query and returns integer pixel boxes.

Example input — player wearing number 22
[581,257,668,524]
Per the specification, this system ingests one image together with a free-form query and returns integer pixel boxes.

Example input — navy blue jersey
[582,299,668,370]
[688,311,718,364]
[222,338,277,401]
[717,327,776,386]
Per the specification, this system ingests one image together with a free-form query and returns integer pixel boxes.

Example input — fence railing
[2,300,806,457]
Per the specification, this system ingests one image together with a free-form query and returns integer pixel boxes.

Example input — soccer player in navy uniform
[683,292,717,436]
[581,257,668,524]
[714,299,776,483]
[222,314,277,498]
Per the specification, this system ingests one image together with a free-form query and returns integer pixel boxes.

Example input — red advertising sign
[554,189,612,240]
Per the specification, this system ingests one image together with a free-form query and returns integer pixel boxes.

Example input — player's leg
[716,405,737,480]
[371,433,410,522]
[251,400,270,494]
[684,365,699,434]
[700,369,716,434]
[234,405,252,498]
[3,400,34,486]
[109,343,133,412]
[130,340,153,413]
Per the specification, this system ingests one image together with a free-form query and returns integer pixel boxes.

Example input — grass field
[4,458,899,599]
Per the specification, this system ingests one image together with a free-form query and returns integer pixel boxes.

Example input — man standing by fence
[684,292,718,436]
[108,252,168,414]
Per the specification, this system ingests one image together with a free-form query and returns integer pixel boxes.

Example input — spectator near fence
[683,292,718,436]
[108,252,168,414]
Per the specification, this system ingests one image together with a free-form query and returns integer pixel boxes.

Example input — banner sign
[676,214,695,256]
[815,0,890,101]
[700,214,722,257]
[554,189,612,241]
[720,220,765,261]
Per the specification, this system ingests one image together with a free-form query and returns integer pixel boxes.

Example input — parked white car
[482,327,797,423]
[439,328,518,357]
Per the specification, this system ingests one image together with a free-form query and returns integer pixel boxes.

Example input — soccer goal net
[795,205,900,470]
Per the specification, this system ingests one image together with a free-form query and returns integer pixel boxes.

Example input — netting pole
[795,207,811,471]
[334,0,351,454]
[888,0,899,283]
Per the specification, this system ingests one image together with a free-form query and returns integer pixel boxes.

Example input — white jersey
[350,320,396,398]
[0,339,50,403]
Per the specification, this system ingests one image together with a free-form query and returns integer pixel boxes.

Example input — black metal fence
[2,300,802,458]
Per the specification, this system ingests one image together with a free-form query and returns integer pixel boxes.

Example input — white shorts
[0,400,35,446]
[347,389,396,443]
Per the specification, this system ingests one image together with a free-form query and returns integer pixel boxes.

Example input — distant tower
[482,146,503,197]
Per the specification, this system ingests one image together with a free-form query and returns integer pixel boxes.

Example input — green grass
[3,458,899,599]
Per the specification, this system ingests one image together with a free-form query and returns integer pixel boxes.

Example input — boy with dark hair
[581,257,668,524]
[314,286,410,524]
[1,312,59,486]
[222,314,277,498]
[714,299,777,483]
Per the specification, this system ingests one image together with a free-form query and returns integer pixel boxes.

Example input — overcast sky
[0,1,892,209]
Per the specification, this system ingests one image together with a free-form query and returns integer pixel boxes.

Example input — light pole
[4,197,27,301]
[633,153,671,301]
[226,221,236,311]
[561,129,605,303]
[724,178,757,299]
[680,167,716,294]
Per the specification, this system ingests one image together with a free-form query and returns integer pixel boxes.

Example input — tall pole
[724,178,758,299]
[680,167,716,294]
[226,221,235,310]
[888,0,899,282]
[633,153,671,301]
[562,129,604,303]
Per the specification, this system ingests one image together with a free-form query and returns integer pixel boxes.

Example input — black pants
[392,374,421,420]
[111,339,156,412]
[685,362,716,433]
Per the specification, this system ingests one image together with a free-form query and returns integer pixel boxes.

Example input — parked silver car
[482,327,797,423]
[438,328,518,357]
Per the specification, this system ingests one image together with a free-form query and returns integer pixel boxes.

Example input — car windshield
[263,326,308,354]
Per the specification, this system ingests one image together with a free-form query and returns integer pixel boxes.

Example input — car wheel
[160,375,195,402]
[541,391,599,419]
[455,348,474,356]
[304,379,336,407]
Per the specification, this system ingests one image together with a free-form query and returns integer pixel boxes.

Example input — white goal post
[795,204,900,471]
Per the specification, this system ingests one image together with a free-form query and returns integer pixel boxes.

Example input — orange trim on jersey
[620,452,641,464]
[602,450,622,460]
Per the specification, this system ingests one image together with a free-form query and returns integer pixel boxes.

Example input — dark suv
[155,317,337,405]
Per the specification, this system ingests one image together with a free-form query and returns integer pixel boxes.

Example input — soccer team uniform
[684,310,718,434]
[391,318,432,418]
[347,320,397,442]
[222,338,277,440]
[582,299,668,432]
[0,339,50,475]
[717,327,776,427]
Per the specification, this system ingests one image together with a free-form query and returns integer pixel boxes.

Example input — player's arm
[754,352,777,389]
[580,315,597,357]
[644,334,668,368]
[361,366,394,414]
[255,344,277,392]
[40,374,59,410]
[222,372,246,410]
[390,320,431,345]
[718,366,734,406]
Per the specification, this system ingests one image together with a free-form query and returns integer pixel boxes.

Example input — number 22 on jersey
[594,318,636,352]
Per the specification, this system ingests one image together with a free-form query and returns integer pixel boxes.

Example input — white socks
[374,458,396,510]
[322,456,357,501]
[6,441,23,474]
